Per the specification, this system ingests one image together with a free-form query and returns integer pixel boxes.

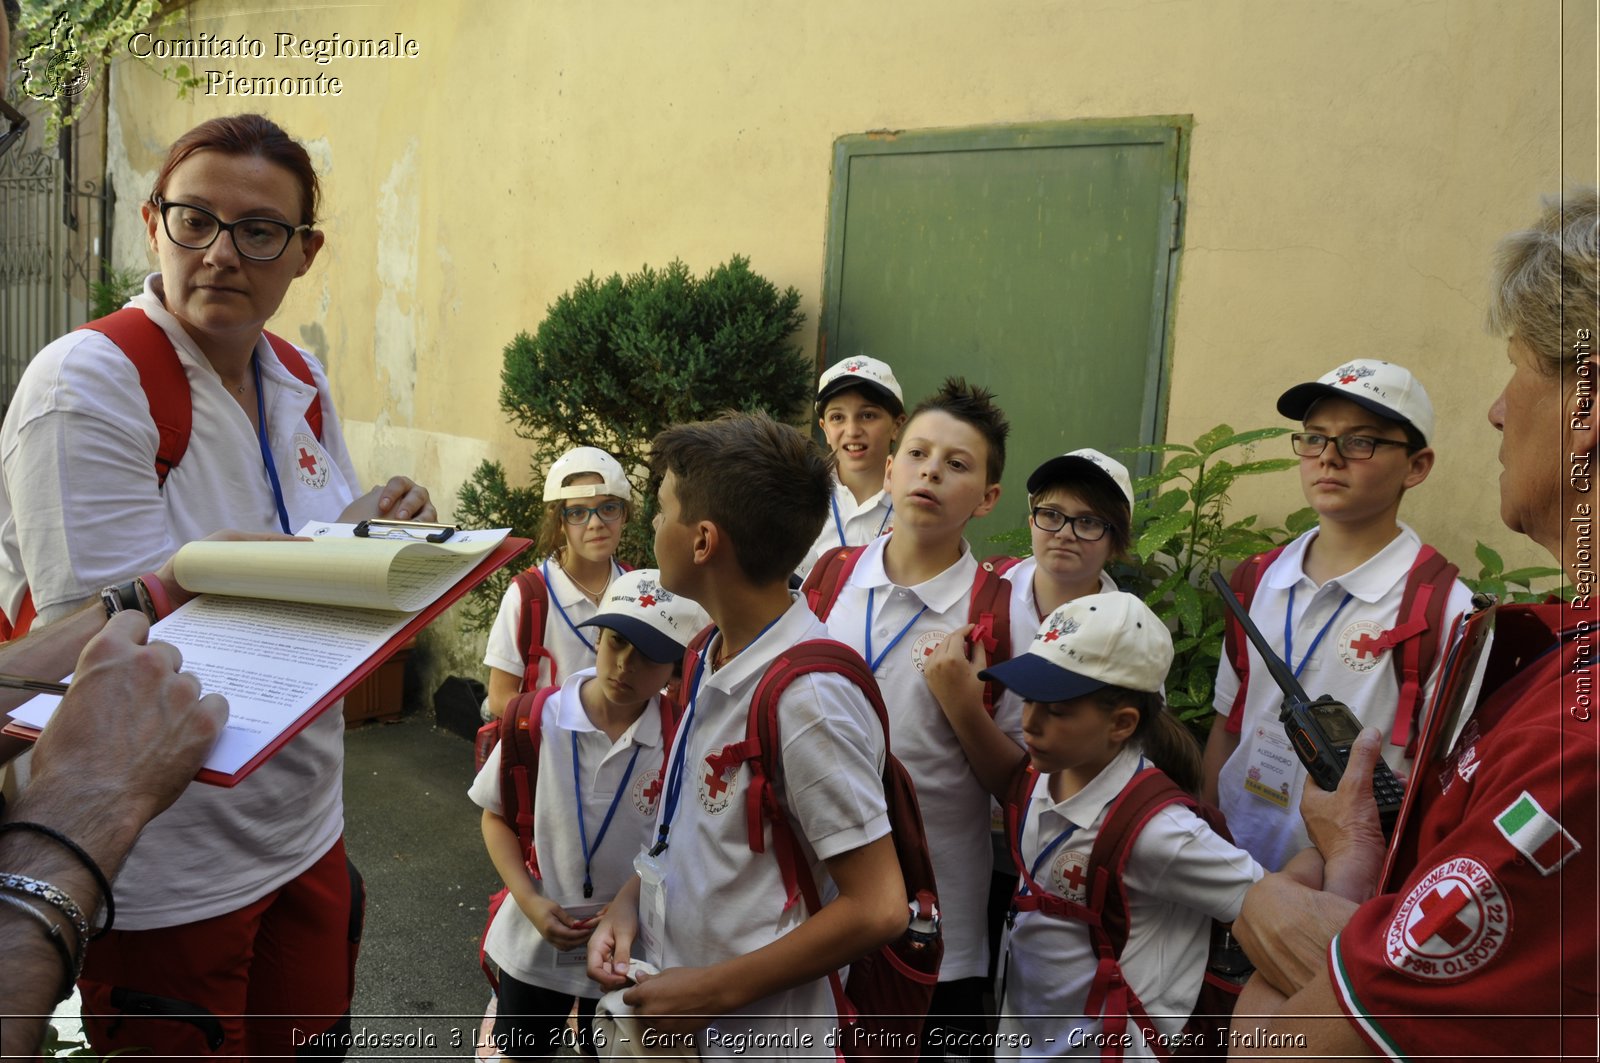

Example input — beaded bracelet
[0,821,114,936]
[0,890,79,1003]
[0,871,89,952]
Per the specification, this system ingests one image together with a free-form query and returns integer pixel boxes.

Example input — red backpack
[801,546,1021,715]
[689,630,943,1059]
[1221,544,1458,756]
[478,683,679,990]
[0,309,325,642]
[1004,765,1251,1062]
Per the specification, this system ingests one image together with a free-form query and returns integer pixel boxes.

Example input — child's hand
[587,908,638,990]
[623,966,721,1036]
[518,894,596,951]
[922,623,986,716]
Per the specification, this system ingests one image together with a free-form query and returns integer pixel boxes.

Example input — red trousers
[78,838,363,1061]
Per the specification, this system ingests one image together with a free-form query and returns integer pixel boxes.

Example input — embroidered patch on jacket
[291,432,329,489]
[910,630,948,674]
[634,767,664,817]
[1384,857,1509,982]
[1495,791,1580,875]
[1048,850,1090,904]
[1336,619,1387,673]
[696,747,736,815]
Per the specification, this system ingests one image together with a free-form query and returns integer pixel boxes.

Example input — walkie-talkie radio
[1209,571,1403,836]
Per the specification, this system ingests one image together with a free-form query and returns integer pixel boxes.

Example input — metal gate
[0,93,116,420]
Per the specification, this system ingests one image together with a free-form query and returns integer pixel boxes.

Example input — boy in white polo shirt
[798,355,907,579]
[819,377,1018,1052]
[470,569,708,1062]
[1201,359,1473,871]
[587,412,904,1057]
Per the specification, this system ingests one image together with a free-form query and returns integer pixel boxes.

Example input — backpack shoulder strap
[1385,546,1459,756]
[81,309,191,488]
[514,568,554,692]
[1221,547,1286,734]
[1084,767,1193,959]
[801,546,866,620]
[262,331,324,441]
[498,685,559,873]
[970,555,1021,717]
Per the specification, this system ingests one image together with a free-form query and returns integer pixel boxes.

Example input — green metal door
[820,119,1188,551]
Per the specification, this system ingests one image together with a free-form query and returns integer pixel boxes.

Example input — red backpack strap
[514,568,554,692]
[0,590,36,642]
[1382,546,1458,756]
[970,556,1021,716]
[81,309,191,488]
[1221,548,1284,735]
[1081,768,1194,1062]
[1003,760,1086,923]
[263,331,324,441]
[498,686,558,874]
[801,546,866,619]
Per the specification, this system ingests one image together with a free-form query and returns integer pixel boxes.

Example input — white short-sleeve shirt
[0,277,361,927]
[649,597,889,1056]
[997,746,1262,1059]
[796,478,894,580]
[823,534,1024,981]
[468,669,665,995]
[483,558,625,688]
[1212,524,1474,871]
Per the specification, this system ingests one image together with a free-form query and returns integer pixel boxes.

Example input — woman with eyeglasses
[481,446,634,724]
[0,113,432,1059]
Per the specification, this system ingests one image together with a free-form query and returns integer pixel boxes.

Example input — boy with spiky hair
[587,412,904,1055]
[819,377,1018,1050]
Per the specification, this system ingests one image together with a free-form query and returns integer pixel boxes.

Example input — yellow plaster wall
[105,0,1597,584]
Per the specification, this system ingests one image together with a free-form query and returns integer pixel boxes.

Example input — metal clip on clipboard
[353,518,459,543]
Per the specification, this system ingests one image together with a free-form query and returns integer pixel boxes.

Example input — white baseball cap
[1025,448,1134,506]
[543,446,632,502]
[577,569,711,664]
[1276,359,1435,445]
[816,355,904,414]
[979,592,1173,701]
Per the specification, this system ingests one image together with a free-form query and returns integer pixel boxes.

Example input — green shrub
[455,256,810,631]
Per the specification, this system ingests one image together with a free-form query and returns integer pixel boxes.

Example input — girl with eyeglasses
[1010,448,1135,627]
[0,113,433,1059]
[481,446,634,723]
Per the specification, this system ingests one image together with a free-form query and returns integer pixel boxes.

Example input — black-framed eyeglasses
[0,98,29,160]
[151,196,312,262]
[1290,432,1414,461]
[561,501,627,526]
[1030,506,1112,541]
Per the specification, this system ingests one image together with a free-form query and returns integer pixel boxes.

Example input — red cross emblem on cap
[846,361,863,371]
[1043,630,1060,642]
[1339,373,1359,384]
[639,594,656,607]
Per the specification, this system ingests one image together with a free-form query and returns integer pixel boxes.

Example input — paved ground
[342,713,504,1058]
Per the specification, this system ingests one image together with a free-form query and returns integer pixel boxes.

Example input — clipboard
[2,535,531,787]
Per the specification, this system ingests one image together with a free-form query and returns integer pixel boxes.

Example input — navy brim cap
[979,654,1110,704]
[1026,455,1122,497]
[816,377,904,414]
[1276,384,1419,440]
[576,615,684,664]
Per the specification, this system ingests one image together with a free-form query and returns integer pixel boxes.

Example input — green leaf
[1285,506,1320,535]
[1227,458,1298,476]
[1211,426,1293,451]
[1195,424,1236,456]
[1173,578,1204,635]
[1148,488,1190,517]
[1475,542,1504,576]
[1124,442,1199,456]
[1135,511,1192,560]
[1500,565,1564,585]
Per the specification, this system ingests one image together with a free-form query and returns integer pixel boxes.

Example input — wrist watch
[100,579,159,624]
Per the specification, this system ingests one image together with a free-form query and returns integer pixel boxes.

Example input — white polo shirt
[997,746,1261,1059]
[0,276,361,928]
[823,534,1025,982]
[796,478,894,580]
[650,597,888,1056]
[468,669,665,996]
[483,557,625,688]
[1212,524,1473,871]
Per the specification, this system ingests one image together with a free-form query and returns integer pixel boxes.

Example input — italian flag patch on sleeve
[1495,792,1579,875]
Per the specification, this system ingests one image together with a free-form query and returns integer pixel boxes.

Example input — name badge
[1242,723,1297,809]
[633,848,667,967]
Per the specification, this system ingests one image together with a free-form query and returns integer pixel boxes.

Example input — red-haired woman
[0,113,432,1058]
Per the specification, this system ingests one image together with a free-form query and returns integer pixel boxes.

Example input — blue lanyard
[571,730,643,899]
[542,559,620,653]
[1017,757,1143,898]
[252,355,292,535]
[651,614,783,855]
[864,587,927,672]
[1284,585,1355,679]
[832,495,894,548]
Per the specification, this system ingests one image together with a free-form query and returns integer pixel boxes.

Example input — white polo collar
[849,533,977,614]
